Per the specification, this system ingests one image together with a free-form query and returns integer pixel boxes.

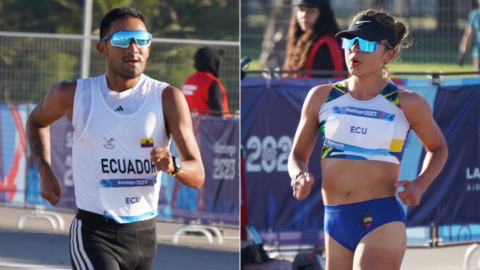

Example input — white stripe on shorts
[70,218,82,270]
[76,220,94,270]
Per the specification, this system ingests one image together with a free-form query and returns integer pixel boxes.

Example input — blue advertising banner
[241,77,480,246]
[2,104,238,225]
[439,224,480,243]
[158,116,240,225]
[407,84,480,226]
[0,104,28,206]
[51,116,76,210]
[241,77,342,246]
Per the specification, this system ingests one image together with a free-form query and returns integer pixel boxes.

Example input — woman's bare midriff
[321,158,401,205]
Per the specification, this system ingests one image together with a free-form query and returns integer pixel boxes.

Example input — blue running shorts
[324,196,406,252]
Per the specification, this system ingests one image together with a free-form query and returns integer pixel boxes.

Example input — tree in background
[0,0,239,41]
[0,0,84,34]
[0,0,239,103]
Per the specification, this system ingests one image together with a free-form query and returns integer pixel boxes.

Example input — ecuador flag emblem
[363,216,372,227]
[140,138,154,148]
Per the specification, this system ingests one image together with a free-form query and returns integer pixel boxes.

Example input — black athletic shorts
[69,209,157,270]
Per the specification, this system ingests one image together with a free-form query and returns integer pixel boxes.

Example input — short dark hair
[99,7,147,40]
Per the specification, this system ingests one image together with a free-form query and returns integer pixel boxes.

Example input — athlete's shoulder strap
[380,82,401,108]
[323,80,348,104]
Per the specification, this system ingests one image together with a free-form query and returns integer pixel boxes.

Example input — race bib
[99,177,159,223]
[324,106,395,155]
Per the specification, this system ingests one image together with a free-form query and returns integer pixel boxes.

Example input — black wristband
[294,172,305,180]
[291,172,306,187]
[168,156,182,177]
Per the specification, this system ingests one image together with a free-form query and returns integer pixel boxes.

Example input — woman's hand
[396,89,448,207]
[292,172,314,200]
[395,180,424,206]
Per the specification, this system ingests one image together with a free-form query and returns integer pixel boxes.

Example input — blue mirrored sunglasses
[341,37,393,52]
[101,30,152,48]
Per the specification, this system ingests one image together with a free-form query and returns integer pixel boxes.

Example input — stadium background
[241,0,478,73]
[0,0,240,112]
[240,0,480,269]
[0,1,240,269]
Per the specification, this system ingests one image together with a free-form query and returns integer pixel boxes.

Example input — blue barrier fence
[241,77,480,246]
[0,107,239,226]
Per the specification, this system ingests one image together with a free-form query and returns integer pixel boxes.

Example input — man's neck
[105,71,142,92]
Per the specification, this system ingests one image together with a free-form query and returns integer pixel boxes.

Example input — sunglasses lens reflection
[341,37,378,52]
[109,31,152,48]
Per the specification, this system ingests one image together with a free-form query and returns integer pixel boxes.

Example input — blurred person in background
[289,9,447,270]
[182,46,230,117]
[458,0,480,71]
[26,6,204,270]
[283,0,346,78]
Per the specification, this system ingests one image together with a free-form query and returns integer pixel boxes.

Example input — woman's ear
[384,49,396,64]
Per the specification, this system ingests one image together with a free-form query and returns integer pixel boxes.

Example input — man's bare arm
[26,81,76,204]
[159,86,205,189]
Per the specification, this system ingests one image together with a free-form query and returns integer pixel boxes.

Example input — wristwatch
[169,156,182,177]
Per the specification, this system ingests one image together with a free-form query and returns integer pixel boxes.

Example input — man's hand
[292,172,314,200]
[395,180,424,206]
[40,166,62,205]
[150,146,174,173]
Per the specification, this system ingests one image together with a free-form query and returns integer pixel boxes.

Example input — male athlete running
[26,7,204,270]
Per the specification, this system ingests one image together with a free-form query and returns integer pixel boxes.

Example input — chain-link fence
[0,32,240,112]
[241,0,477,70]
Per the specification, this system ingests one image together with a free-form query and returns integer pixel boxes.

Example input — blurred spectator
[458,0,480,71]
[182,47,230,116]
[283,0,345,78]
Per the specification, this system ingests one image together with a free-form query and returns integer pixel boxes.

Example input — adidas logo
[114,106,124,112]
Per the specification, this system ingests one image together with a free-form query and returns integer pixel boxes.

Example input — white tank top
[71,74,170,223]
[318,80,410,165]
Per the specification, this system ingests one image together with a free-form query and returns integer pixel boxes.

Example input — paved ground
[401,245,480,270]
[3,205,480,270]
[0,205,239,270]
[267,243,480,270]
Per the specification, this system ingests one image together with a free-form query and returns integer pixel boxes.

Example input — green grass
[243,59,477,77]
[244,60,262,71]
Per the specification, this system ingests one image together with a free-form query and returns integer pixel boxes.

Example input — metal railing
[0,32,240,112]
[243,69,480,85]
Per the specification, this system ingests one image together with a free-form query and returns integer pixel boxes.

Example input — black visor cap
[293,0,330,8]
[335,15,397,45]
